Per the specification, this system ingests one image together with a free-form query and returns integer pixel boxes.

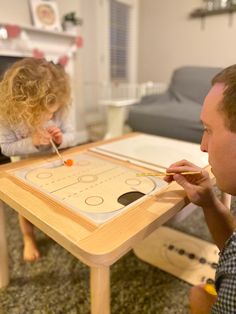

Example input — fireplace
[0,56,23,80]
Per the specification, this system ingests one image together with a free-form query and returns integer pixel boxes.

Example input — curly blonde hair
[0,57,71,131]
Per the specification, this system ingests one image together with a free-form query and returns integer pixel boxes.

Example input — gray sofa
[127,66,222,143]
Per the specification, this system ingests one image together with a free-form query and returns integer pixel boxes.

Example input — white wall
[80,0,99,85]
[138,0,236,84]
[79,0,102,123]
[80,0,140,124]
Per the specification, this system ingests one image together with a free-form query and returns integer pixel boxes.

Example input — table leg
[90,265,110,314]
[220,192,231,209]
[104,106,126,139]
[0,201,9,288]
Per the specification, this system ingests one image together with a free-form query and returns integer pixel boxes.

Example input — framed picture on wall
[29,0,62,31]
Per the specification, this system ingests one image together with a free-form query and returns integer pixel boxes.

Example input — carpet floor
[0,194,234,314]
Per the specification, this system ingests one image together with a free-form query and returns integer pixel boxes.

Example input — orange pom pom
[65,159,74,167]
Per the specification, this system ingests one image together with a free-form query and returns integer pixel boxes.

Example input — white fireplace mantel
[0,23,78,58]
[0,23,88,144]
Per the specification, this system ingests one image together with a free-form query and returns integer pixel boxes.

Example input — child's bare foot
[23,236,40,262]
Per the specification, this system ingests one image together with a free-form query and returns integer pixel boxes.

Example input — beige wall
[138,0,236,84]
[0,0,79,25]
[0,0,30,24]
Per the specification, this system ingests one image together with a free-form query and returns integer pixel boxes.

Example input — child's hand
[47,126,63,145]
[32,130,51,146]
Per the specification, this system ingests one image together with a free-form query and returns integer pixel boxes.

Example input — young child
[0,57,76,261]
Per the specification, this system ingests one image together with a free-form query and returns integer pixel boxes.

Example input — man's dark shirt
[211,230,236,313]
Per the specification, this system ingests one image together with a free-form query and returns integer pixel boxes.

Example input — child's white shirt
[0,112,76,157]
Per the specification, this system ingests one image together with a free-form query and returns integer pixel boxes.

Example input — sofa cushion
[169,66,222,104]
[128,99,204,143]
[127,65,222,143]
[137,92,172,105]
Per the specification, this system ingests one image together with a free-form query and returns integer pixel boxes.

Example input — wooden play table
[0,133,229,314]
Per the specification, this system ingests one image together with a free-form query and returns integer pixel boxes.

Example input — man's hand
[164,159,216,208]
[47,126,63,145]
[189,284,216,314]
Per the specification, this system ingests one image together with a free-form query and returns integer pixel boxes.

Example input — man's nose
[200,133,208,152]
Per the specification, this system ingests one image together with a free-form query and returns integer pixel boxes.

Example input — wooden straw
[50,139,66,165]
[136,171,201,177]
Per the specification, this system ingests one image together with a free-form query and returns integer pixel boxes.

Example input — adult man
[165,65,236,313]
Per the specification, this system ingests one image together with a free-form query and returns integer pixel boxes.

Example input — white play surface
[91,134,208,171]
[12,152,167,224]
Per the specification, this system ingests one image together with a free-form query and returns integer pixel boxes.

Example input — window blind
[110,0,130,81]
